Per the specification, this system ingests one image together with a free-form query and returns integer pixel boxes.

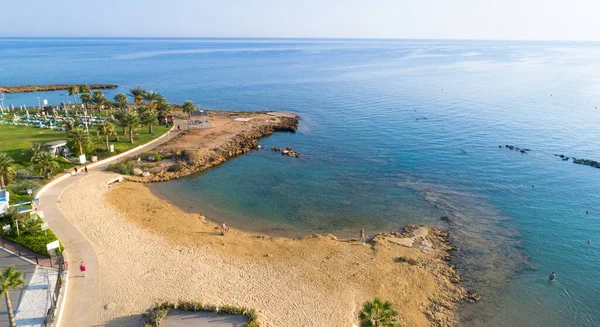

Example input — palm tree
[0,152,16,189]
[0,267,25,327]
[80,93,91,110]
[67,85,78,105]
[358,298,399,327]
[143,91,162,110]
[182,100,196,119]
[68,128,92,156]
[114,92,128,110]
[79,84,90,95]
[139,109,157,134]
[128,87,146,105]
[62,118,81,133]
[31,151,59,179]
[156,99,173,124]
[112,110,128,135]
[121,111,140,143]
[97,122,115,151]
[91,90,106,110]
[103,100,115,111]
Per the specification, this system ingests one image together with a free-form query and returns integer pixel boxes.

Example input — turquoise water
[2,38,600,326]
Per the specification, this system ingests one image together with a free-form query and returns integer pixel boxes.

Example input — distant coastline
[0,84,117,93]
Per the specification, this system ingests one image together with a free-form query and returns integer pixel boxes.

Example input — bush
[107,161,135,175]
[141,151,163,162]
[6,180,38,195]
[144,301,258,327]
[166,164,183,173]
[0,213,63,256]
[16,169,32,179]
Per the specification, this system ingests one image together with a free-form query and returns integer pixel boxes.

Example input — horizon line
[1,36,600,43]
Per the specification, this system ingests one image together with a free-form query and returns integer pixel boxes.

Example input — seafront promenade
[35,119,183,326]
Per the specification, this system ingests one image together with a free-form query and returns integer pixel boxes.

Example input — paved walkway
[0,247,36,327]
[162,311,247,327]
[36,122,183,327]
[15,267,58,327]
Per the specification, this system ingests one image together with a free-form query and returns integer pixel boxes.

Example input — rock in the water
[509,145,514,150]
[133,168,143,176]
[464,291,481,303]
[440,216,451,222]
[573,158,600,168]
[271,146,281,152]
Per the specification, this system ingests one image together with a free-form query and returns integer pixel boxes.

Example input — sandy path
[58,171,464,326]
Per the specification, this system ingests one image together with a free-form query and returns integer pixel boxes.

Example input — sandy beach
[57,170,467,326]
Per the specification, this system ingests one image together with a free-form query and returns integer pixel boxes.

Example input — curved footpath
[36,120,182,327]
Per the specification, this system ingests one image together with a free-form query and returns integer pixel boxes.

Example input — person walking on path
[74,167,78,174]
[360,228,366,245]
[80,261,86,277]
[84,165,88,174]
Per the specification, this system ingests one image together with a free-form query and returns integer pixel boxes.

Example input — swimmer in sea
[549,272,556,281]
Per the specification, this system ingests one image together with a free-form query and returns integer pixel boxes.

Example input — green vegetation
[107,161,135,175]
[0,267,25,327]
[31,151,59,179]
[97,122,115,151]
[182,100,195,119]
[144,301,258,327]
[129,86,145,105]
[358,298,399,327]
[141,151,163,162]
[67,128,92,156]
[0,126,66,164]
[1,210,63,256]
[114,92,128,110]
[0,153,17,189]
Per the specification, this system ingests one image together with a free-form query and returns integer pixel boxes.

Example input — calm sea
[2,38,600,326]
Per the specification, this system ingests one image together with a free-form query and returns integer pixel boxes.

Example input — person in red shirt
[80,261,86,277]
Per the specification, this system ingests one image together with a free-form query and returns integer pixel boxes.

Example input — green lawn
[0,123,169,165]
[0,125,67,164]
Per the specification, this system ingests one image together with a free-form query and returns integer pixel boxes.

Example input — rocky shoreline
[0,84,117,93]
[372,224,476,326]
[125,112,298,183]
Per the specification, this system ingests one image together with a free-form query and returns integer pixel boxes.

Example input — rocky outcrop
[501,145,530,153]
[272,146,301,158]
[572,158,600,169]
[127,116,299,182]
[372,225,475,326]
[0,84,118,93]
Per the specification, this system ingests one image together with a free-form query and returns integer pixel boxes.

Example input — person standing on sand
[221,222,230,236]
[360,228,366,245]
[80,261,86,277]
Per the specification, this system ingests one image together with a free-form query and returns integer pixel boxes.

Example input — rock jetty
[0,84,117,93]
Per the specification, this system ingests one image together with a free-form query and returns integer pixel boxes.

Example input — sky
[3,0,600,41]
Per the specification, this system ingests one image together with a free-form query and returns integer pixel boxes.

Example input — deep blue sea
[2,38,600,326]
